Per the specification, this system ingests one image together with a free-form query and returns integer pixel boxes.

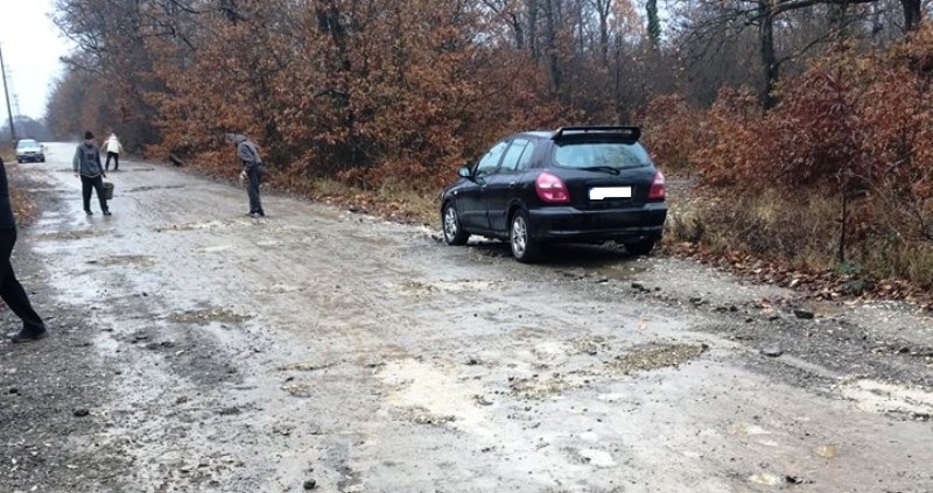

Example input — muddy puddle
[395,279,508,296]
[86,255,156,268]
[609,342,708,375]
[35,229,110,241]
[166,308,251,324]
[509,374,581,400]
[125,184,186,193]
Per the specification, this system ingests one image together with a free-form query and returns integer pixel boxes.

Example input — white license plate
[589,187,632,200]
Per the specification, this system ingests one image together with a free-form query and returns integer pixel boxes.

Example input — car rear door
[458,141,508,230]
[485,138,536,232]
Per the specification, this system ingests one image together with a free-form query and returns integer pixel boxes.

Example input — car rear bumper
[527,203,667,242]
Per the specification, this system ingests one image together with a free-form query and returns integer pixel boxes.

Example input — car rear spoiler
[552,126,641,143]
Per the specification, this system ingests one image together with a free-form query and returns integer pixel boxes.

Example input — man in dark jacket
[73,131,110,216]
[232,133,265,217]
[0,156,47,342]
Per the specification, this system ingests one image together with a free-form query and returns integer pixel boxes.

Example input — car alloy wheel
[510,209,540,263]
[442,202,469,245]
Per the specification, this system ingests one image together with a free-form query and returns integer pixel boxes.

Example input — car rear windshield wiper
[578,166,621,175]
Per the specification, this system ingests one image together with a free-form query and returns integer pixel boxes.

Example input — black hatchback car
[440,126,667,262]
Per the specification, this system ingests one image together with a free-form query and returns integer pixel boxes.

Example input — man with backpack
[73,131,111,216]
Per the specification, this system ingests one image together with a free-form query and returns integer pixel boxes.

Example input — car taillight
[536,171,570,204]
[648,170,665,200]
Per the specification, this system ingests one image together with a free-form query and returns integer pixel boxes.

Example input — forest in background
[45,0,933,295]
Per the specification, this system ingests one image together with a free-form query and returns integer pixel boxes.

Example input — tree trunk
[646,0,660,49]
[544,0,563,98]
[527,0,539,61]
[758,0,778,110]
[901,0,922,32]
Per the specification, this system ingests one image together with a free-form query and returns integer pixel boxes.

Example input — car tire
[624,240,656,256]
[442,202,469,246]
[510,209,541,263]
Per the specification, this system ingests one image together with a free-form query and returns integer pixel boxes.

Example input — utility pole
[0,43,15,143]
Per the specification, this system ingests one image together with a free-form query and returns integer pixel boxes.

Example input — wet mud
[1,145,931,493]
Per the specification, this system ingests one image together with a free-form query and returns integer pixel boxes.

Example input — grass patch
[667,187,933,293]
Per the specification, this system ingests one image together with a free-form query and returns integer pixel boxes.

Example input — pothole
[86,255,155,268]
[166,308,251,325]
[609,343,708,375]
[36,229,108,241]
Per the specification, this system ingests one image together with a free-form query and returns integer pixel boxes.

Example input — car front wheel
[510,209,541,263]
[624,240,656,256]
[442,202,469,246]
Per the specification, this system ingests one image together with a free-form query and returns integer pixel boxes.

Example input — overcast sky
[0,0,73,120]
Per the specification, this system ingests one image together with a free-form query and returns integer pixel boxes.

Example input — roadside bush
[678,25,933,289]
[640,94,706,175]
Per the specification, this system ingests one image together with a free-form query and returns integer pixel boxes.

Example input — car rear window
[552,142,650,170]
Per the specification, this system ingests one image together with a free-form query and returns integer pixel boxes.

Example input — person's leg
[105,152,113,171]
[92,175,109,214]
[0,230,46,341]
[113,153,119,171]
[248,167,263,215]
[255,167,264,215]
[81,176,93,213]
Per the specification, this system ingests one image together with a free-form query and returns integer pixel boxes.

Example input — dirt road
[1,143,931,493]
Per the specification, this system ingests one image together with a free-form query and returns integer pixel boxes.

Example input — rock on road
[1,143,932,493]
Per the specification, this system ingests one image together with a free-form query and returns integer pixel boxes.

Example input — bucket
[102,181,114,200]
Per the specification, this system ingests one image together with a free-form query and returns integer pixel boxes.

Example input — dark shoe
[85,210,93,215]
[103,210,112,216]
[11,327,47,343]
[248,212,261,218]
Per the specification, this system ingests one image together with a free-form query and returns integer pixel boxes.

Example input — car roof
[18,139,38,144]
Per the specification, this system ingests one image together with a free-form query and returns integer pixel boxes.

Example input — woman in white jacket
[104,133,123,171]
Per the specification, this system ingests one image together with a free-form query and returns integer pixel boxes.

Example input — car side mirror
[458,166,472,179]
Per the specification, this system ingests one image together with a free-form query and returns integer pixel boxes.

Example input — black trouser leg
[110,152,119,171]
[0,229,44,332]
[81,175,93,212]
[247,167,263,214]
[90,175,108,213]
[105,152,113,171]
